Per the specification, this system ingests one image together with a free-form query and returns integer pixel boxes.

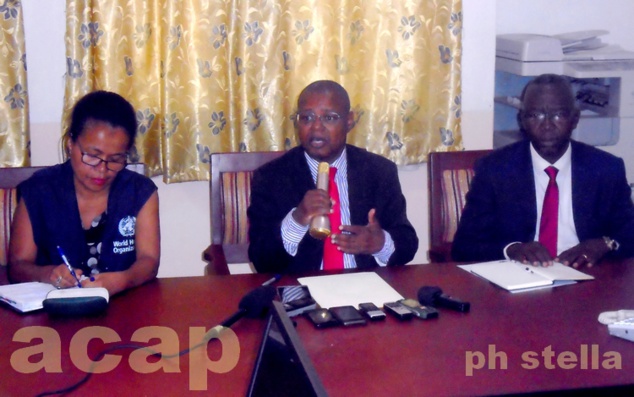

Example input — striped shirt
[280,149,395,268]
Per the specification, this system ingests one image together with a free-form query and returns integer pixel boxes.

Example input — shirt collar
[304,148,348,182]
[530,141,571,174]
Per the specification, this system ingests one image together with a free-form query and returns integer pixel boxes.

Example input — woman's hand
[47,264,83,289]
[81,272,127,296]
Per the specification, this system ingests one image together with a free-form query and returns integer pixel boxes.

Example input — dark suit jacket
[248,145,418,273]
[452,140,634,262]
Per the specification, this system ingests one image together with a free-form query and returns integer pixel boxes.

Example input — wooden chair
[0,167,45,266]
[427,150,491,262]
[203,151,284,275]
[0,163,145,267]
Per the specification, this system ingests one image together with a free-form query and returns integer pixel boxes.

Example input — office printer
[494,30,634,148]
[496,30,634,63]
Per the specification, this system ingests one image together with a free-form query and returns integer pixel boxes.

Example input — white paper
[297,272,403,309]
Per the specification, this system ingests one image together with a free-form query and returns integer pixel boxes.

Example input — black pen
[56,246,82,288]
[261,274,281,286]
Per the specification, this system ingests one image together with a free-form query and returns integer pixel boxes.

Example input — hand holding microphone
[309,162,331,239]
[292,162,333,239]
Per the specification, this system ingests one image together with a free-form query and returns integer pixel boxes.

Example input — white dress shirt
[504,143,580,258]
[530,143,580,254]
[280,149,395,268]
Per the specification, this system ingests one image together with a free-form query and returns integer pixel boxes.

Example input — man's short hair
[298,80,351,113]
[520,73,576,108]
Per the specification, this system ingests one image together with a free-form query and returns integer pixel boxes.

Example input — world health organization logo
[118,216,136,237]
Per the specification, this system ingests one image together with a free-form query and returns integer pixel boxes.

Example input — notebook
[246,300,327,397]
[458,260,594,292]
[0,282,56,312]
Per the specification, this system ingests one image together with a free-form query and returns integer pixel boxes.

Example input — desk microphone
[309,162,331,240]
[170,285,276,350]
[418,286,470,313]
[220,285,276,328]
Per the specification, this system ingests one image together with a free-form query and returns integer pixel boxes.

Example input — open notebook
[0,282,56,312]
[459,260,594,293]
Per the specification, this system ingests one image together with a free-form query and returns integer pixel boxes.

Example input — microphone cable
[34,284,277,397]
[35,343,154,397]
[36,329,234,397]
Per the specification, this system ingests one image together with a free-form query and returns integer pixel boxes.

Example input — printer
[494,30,634,148]
[496,30,634,63]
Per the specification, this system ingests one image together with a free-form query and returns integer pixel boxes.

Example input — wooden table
[1,260,634,396]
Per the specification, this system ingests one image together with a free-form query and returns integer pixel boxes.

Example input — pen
[261,274,281,286]
[56,246,82,288]
[0,296,17,306]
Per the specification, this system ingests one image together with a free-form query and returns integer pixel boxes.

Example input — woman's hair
[66,91,138,150]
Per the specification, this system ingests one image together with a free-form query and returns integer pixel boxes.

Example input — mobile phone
[358,302,386,321]
[305,308,340,329]
[383,301,414,321]
[277,285,317,317]
[399,298,439,320]
[330,305,367,326]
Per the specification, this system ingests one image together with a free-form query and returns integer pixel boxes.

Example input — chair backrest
[0,167,45,266]
[0,163,145,267]
[210,151,284,249]
[427,150,491,262]
[125,162,146,176]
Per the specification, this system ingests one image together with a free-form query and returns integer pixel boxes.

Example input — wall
[19,1,632,277]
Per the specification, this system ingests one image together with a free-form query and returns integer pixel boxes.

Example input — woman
[8,91,160,296]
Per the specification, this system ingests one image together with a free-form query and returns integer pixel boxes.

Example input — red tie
[323,167,344,269]
[539,166,559,258]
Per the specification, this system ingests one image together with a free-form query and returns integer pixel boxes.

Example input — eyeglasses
[293,112,343,126]
[77,142,128,172]
[522,110,572,124]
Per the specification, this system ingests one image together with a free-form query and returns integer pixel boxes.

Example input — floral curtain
[0,0,29,167]
[64,0,462,183]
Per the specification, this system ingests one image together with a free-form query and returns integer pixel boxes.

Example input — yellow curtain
[64,0,462,183]
[0,1,29,167]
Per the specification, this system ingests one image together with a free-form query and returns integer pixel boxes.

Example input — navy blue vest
[18,161,157,273]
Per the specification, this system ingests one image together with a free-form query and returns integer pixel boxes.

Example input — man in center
[248,80,418,273]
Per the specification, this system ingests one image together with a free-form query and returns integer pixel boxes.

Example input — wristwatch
[603,236,620,252]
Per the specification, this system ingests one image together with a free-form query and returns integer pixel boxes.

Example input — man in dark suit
[248,80,418,273]
[452,74,634,267]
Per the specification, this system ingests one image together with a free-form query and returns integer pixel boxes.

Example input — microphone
[418,286,470,313]
[155,285,277,355]
[309,162,331,240]
[220,285,277,328]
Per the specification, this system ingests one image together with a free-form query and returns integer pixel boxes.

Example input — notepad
[0,282,56,312]
[297,272,403,308]
[458,260,594,293]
